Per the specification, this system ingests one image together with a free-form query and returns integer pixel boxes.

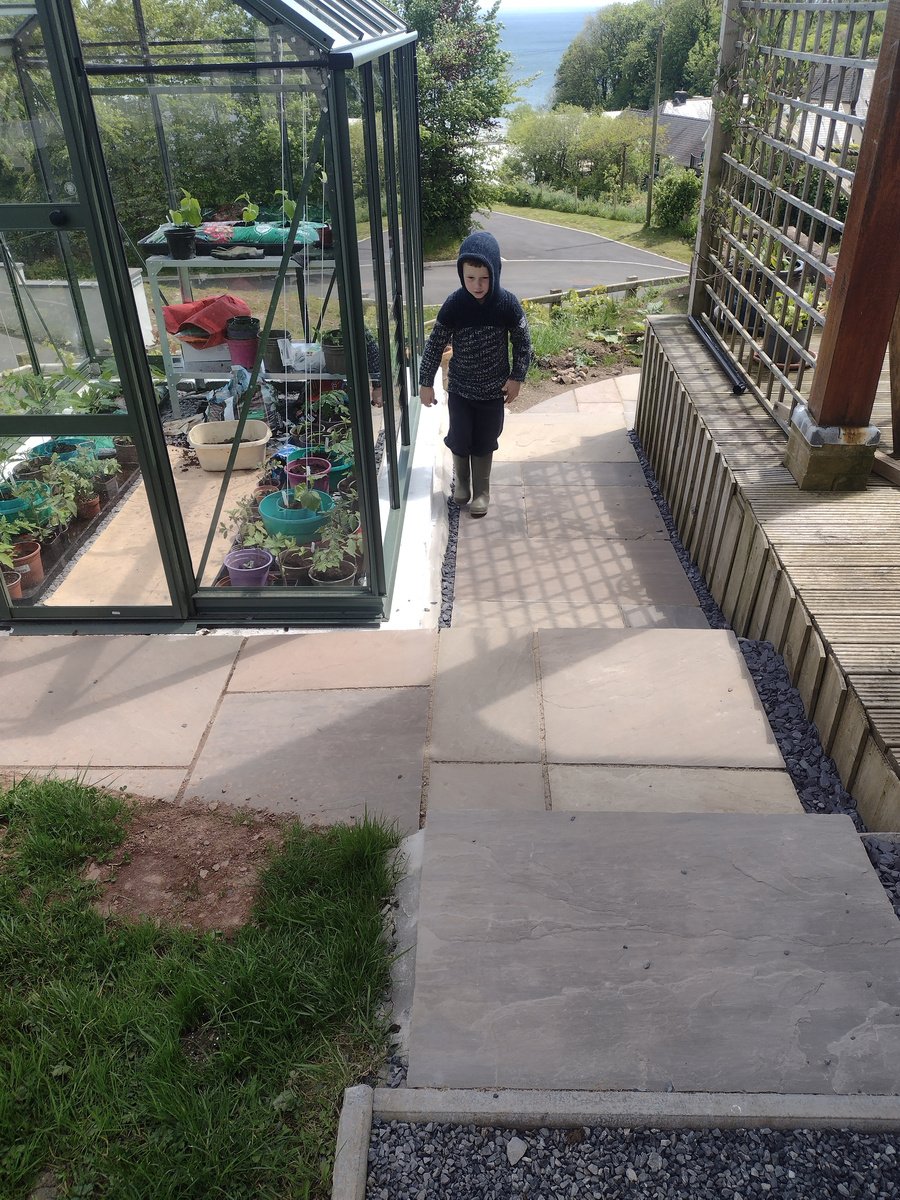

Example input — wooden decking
[637,315,900,830]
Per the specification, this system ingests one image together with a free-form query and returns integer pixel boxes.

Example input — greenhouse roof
[245,0,415,65]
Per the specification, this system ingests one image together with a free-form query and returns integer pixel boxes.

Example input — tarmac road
[421,209,688,305]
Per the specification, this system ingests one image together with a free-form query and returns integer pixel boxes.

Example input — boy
[419,231,532,517]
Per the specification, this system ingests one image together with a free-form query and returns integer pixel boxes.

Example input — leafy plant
[240,521,296,557]
[320,329,344,347]
[274,189,296,222]
[234,192,260,224]
[168,188,202,227]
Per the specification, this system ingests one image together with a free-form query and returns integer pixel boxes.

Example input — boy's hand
[419,385,436,407]
[371,386,383,408]
[503,379,521,405]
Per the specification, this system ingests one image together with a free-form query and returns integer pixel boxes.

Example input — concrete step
[407,811,900,1094]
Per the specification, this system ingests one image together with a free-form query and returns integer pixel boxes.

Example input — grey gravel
[366,1121,900,1199]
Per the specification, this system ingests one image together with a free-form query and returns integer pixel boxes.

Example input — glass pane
[0,26,77,205]
[0,422,171,610]
[0,228,152,410]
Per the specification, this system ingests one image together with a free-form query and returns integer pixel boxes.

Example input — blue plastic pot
[28,437,95,462]
[258,488,334,544]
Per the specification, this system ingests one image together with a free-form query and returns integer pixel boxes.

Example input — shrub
[652,168,702,231]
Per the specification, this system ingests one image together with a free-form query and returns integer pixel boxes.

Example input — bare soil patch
[84,797,290,935]
[510,354,640,413]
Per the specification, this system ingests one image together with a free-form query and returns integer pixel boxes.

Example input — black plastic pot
[164,226,196,260]
[263,329,292,372]
[225,316,261,340]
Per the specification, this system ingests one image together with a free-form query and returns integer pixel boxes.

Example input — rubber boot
[469,453,493,517]
[451,454,471,504]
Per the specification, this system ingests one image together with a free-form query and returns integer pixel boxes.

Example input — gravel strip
[366,1121,900,1199]
[438,492,461,629]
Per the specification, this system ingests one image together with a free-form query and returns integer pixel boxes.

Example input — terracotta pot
[2,568,23,600]
[77,494,101,521]
[12,539,43,587]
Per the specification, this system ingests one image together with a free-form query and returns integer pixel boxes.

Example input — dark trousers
[444,391,505,457]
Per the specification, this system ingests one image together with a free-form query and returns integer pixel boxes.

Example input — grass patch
[0,776,401,1200]
[493,203,695,266]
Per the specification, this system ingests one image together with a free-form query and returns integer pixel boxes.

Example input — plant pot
[0,492,30,518]
[286,456,332,493]
[223,547,273,587]
[257,488,333,543]
[187,419,270,471]
[164,226,197,259]
[310,558,357,587]
[12,539,43,587]
[226,316,261,370]
[279,548,313,586]
[317,224,333,250]
[115,439,139,466]
[96,476,120,502]
[29,437,94,462]
[322,343,346,376]
[2,568,23,601]
[762,326,804,370]
[337,474,357,500]
[39,526,69,569]
[262,329,292,373]
[77,494,101,521]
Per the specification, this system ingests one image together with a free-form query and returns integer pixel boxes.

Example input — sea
[498,8,596,109]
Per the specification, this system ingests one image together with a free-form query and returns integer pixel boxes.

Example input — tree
[553,0,721,112]
[398,0,515,249]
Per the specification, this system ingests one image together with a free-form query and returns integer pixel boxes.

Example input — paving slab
[572,380,623,404]
[538,628,783,768]
[0,635,241,767]
[453,537,700,607]
[450,599,626,631]
[183,688,427,831]
[407,811,900,1093]
[549,765,802,813]
[229,630,436,691]
[456,485,528,537]
[529,392,579,413]
[430,628,541,763]
[522,461,646,488]
[524,484,668,541]
[495,414,637,463]
[427,763,547,812]
[621,604,707,629]
[53,767,189,802]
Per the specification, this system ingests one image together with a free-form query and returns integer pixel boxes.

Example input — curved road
[422,210,688,305]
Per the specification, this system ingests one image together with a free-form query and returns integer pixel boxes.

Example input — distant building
[625,91,712,175]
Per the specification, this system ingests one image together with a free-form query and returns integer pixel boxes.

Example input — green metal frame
[0,0,424,629]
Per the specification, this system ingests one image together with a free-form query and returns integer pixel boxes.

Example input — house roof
[623,106,710,168]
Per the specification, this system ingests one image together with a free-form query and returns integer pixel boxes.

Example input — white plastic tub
[187,419,271,471]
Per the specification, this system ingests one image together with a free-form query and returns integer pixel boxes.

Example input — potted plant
[164,188,202,259]
[762,285,816,368]
[2,515,44,588]
[0,522,23,599]
[257,485,333,542]
[233,192,260,226]
[308,498,362,586]
[285,455,332,493]
[274,189,296,225]
[114,435,139,467]
[32,457,78,566]
[222,546,273,587]
[320,329,346,376]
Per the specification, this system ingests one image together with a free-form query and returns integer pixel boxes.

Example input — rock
[506,1136,528,1166]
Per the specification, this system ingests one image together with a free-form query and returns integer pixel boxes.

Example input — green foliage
[505,106,654,199]
[491,180,644,224]
[234,192,260,224]
[398,0,515,247]
[0,775,400,1200]
[168,187,202,227]
[554,0,721,111]
[652,167,701,230]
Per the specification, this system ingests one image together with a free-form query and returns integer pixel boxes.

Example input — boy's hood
[457,231,501,303]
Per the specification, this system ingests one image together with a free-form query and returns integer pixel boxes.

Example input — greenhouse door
[0,2,194,625]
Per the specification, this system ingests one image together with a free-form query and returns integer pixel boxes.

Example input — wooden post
[891,295,900,455]
[806,0,900,429]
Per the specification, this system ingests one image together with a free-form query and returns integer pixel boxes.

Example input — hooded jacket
[418,231,532,403]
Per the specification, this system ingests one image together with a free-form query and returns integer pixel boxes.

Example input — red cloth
[162,294,251,348]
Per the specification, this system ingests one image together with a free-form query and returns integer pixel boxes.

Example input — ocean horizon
[498,8,594,108]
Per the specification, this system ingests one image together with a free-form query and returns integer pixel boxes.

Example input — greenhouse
[0,0,424,626]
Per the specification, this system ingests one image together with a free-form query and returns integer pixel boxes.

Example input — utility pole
[645,19,664,226]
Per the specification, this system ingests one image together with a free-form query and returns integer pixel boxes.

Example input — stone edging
[332,1085,900,1197]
